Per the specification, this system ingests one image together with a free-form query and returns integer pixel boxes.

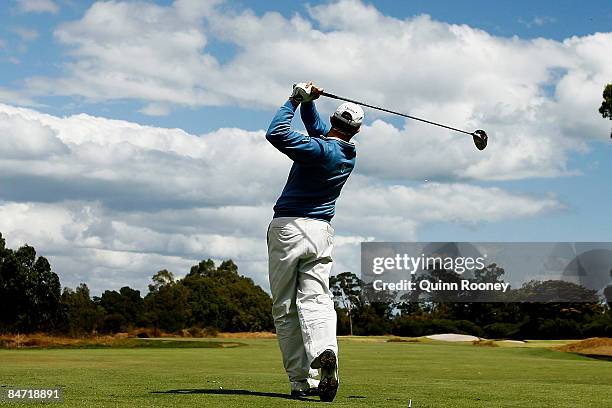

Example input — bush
[581,317,612,338]
[423,319,460,335]
[392,318,425,337]
[484,322,521,339]
[352,307,391,335]
[537,318,582,339]
[335,308,352,335]
[101,313,126,334]
[201,327,219,337]
[454,320,484,337]
[473,340,497,347]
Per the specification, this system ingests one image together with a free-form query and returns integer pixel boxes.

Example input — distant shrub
[392,318,425,337]
[582,317,612,338]
[473,340,498,347]
[537,319,582,339]
[423,319,460,335]
[202,327,219,338]
[187,327,201,337]
[484,322,521,339]
[387,337,419,343]
[102,314,126,334]
[453,320,484,337]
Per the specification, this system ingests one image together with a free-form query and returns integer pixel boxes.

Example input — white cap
[332,102,364,129]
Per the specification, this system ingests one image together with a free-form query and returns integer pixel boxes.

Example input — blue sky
[0,0,611,293]
[3,0,612,132]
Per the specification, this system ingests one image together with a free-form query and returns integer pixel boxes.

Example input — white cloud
[0,103,287,211]
[11,26,39,41]
[0,1,592,293]
[356,117,580,181]
[28,0,607,119]
[0,87,38,106]
[139,103,172,116]
[0,103,562,293]
[0,201,264,293]
[0,112,68,159]
[0,113,69,161]
[519,16,557,28]
[15,0,59,14]
[30,1,222,106]
[343,178,559,228]
[14,0,610,184]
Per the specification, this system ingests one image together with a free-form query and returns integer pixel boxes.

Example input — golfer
[266,82,363,401]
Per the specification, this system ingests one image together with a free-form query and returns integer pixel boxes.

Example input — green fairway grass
[1,337,610,407]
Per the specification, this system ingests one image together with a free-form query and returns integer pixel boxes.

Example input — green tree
[0,233,63,333]
[330,272,362,335]
[604,271,612,307]
[97,286,144,333]
[182,259,273,332]
[509,280,599,303]
[61,283,104,336]
[144,270,191,332]
[188,259,216,277]
[599,83,612,137]
[148,269,175,292]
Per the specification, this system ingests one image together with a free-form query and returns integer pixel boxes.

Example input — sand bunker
[426,333,480,342]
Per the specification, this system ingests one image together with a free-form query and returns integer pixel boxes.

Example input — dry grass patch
[0,333,121,349]
[556,337,612,357]
[0,333,246,349]
[387,337,420,343]
[216,332,276,339]
[472,340,498,347]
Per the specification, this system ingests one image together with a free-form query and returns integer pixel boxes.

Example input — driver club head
[472,129,488,150]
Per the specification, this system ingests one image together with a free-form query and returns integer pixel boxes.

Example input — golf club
[321,91,488,150]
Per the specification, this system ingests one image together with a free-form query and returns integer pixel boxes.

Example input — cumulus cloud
[0,103,562,293]
[28,1,223,105]
[0,201,262,292]
[0,103,286,208]
[0,112,69,159]
[0,87,39,107]
[26,0,609,120]
[338,177,560,239]
[139,103,172,117]
[14,0,59,14]
[15,0,610,184]
[1,1,591,293]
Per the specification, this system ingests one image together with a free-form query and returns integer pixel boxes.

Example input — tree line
[1,231,611,339]
[331,267,612,339]
[0,232,273,335]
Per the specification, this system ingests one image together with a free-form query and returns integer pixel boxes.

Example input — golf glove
[291,82,315,103]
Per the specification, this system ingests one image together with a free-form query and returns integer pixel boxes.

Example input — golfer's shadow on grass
[152,388,318,401]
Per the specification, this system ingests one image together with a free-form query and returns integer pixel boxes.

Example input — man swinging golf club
[266,81,363,401]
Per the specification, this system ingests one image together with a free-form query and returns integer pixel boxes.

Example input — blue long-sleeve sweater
[266,99,356,222]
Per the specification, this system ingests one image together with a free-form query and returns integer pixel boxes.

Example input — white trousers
[267,217,338,382]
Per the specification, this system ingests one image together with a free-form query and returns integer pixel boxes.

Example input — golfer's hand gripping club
[291,82,323,103]
[320,91,488,150]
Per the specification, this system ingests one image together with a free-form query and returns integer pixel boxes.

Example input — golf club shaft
[321,91,474,136]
